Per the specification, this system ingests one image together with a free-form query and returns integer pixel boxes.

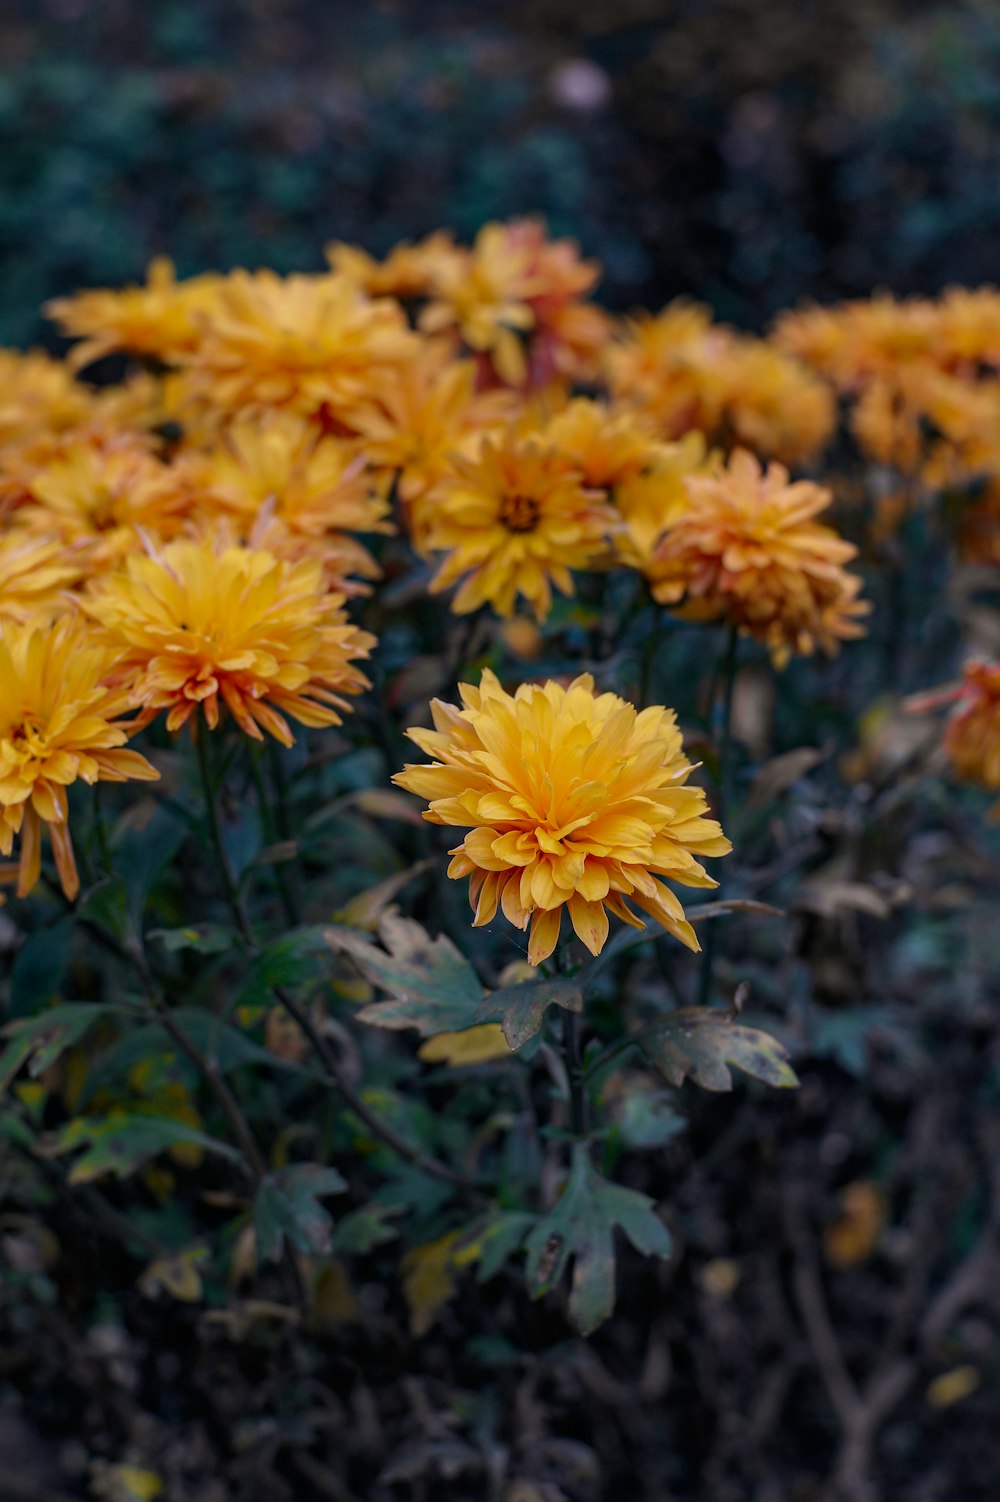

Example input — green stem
[195,725,253,939]
[698,624,739,1008]
[201,735,477,1193]
[562,1007,588,1138]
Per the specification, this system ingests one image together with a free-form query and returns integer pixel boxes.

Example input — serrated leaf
[254,1163,348,1263]
[524,1142,671,1335]
[328,914,481,1036]
[641,1009,799,1092]
[475,976,582,1051]
[48,1112,242,1184]
[0,1003,120,1094]
[457,1210,535,1284]
[332,1202,403,1255]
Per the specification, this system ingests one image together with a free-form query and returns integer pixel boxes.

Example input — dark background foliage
[2,4,1000,1502]
[3,0,1000,344]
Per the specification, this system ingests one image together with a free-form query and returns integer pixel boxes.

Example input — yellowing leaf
[311,1258,360,1327]
[139,1245,207,1303]
[418,1024,512,1066]
[401,1228,466,1337]
[91,1464,163,1502]
[824,1181,886,1268]
[926,1366,979,1408]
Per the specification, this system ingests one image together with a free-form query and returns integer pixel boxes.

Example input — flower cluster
[0,219,879,901]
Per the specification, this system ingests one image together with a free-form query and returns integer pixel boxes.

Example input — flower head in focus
[394,669,730,965]
[646,448,868,666]
[0,615,158,899]
[423,428,617,620]
[86,538,374,744]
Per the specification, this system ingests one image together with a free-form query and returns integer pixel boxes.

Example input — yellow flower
[420,219,607,389]
[326,231,463,301]
[85,538,375,744]
[0,533,84,621]
[180,410,390,586]
[424,429,617,620]
[347,348,514,543]
[184,270,413,420]
[45,257,222,370]
[943,661,1000,811]
[14,433,191,566]
[646,448,868,666]
[0,615,158,899]
[393,669,730,966]
[613,432,713,569]
[0,349,94,445]
[606,303,834,465]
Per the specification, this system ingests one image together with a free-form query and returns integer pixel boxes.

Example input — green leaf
[475,977,582,1051]
[466,1210,536,1283]
[48,1112,243,1184]
[254,1164,348,1263]
[328,914,482,1036]
[148,924,235,956]
[9,919,76,1019]
[524,1142,671,1335]
[237,927,330,1010]
[0,1003,120,1094]
[332,1202,403,1255]
[641,1008,799,1092]
[613,1090,688,1150]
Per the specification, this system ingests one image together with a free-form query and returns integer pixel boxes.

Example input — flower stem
[562,1007,588,1139]
[200,732,478,1193]
[698,624,739,1008]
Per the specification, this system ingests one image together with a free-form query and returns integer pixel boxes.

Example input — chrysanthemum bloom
[606,304,833,465]
[0,533,83,621]
[180,410,391,588]
[0,615,158,899]
[183,270,414,421]
[942,661,1000,812]
[393,669,731,965]
[327,231,464,302]
[613,432,713,569]
[347,349,515,546]
[646,448,869,667]
[0,349,94,445]
[420,219,608,389]
[423,429,618,620]
[15,434,191,566]
[85,538,375,744]
[45,258,223,371]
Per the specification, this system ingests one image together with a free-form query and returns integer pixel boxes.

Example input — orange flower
[943,661,1000,811]
[327,232,463,301]
[420,219,608,389]
[423,428,617,620]
[0,533,84,621]
[646,448,868,666]
[180,410,390,588]
[46,257,223,370]
[14,433,191,565]
[183,270,414,420]
[0,614,158,899]
[85,538,374,744]
[0,349,94,445]
[607,303,833,465]
[394,669,731,965]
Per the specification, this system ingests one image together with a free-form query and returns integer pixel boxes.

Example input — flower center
[500,492,540,533]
